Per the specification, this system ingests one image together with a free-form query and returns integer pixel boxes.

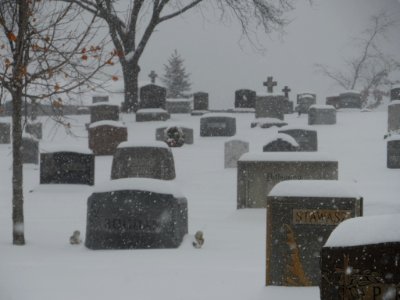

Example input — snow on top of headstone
[88,120,126,128]
[279,125,316,131]
[117,140,169,149]
[166,98,192,103]
[239,152,336,162]
[268,180,361,198]
[252,117,286,123]
[202,113,235,118]
[93,178,184,197]
[265,133,299,147]
[309,104,335,110]
[90,102,119,107]
[136,108,167,113]
[41,144,92,154]
[138,80,167,88]
[297,93,316,99]
[340,90,361,95]
[387,134,400,142]
[389,100,400,106]
[324,214,400,247]
[257,93,285,98]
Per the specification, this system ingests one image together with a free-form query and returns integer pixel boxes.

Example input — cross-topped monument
[282,86,291,98]
[149,70,158,84]
[263,76,277,93]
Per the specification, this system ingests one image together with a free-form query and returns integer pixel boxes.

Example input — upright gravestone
[165,99,192,114]
[237,152,338,208]
[266,180,363,286]
[139,84,167,109]
[111,141,176,180]
[297,93,316,114]
[224,139,249,168]
[263,133,299,152]
[391,85,400,101]
[235,89,256,108]
[155,126,194,145]
[193,92,209,111]
[326,96,340,109]
[282,86,294,114]
[200,114,236,137]
[321,214,400,299]
[278,126,318,151]
[92,95,109,104]
[40,146,95,185]
[0,122,11,144]
[22,135,39,164]
[387,135,400,168]
[25,122,42,140]
[85,178,188,249]
[388,100,400,132]
[255,76,286,120]
[90,103,119,123]
[308,105,336,125]
[339,91,362,109]
[88,121,128,155]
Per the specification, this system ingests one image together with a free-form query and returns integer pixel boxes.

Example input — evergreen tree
[162,50,191,98]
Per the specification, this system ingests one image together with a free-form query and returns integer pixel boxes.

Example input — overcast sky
[127,0,400,108]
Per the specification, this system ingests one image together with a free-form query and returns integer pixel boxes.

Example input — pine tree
[162,50,191,98]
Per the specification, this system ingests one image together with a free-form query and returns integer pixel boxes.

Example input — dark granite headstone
[193,92,209,111]
[85,179,188,249]
[135,109,170,122]
[321,215,399,299]
[25,122,42,140]
[284,99,294,114]
[155,126,194,145]
[88,121,128,155]
[297,93,316,114]
[266,180,363,286]
[263,133,299,152]
[308,105,336,125]
[391,86,400,101]
[165,99,192,114]
[235,89,256,108]
[90,103,119,123]
[388,101,400,132]
[326,96,340,109]
[237,153,338,208]
[224,139,249,168]
[339,91,362,109]
[278,127,318,151]
[40,148,94,185]
[92,95,109,104]
[139,84,167,109]
[22,135,39,164]
[111,142,176,180]
[255,95,286,120]
[0,122,11,144]
[200,115,236,137]
[387,137,400,168]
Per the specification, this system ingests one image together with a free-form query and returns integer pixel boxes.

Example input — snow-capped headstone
[224,139,249,168]
[165,98,192,114]
[326,95,340,109]
[321,214,400,299]
[278,126,318,151]
[391,86,400,101]
[139,84,167,109]
[235,89,256,109]
[262,133,299,152]
[90,103,119,123]
[387,135,400,168]
[193,92,209,111]
[85,178,188,249]
[92,95,109,104]
[111,141,175,180]
[40,146,94,185]
[0,122,10,144]
[339,91,362,109]
[200,114,236,137]
[250,117,288,129]
[135,108,170,122]
[88,121,127,155]
[296,93,316,114]
[308,105,336,125]
[22,135,39,164]
[388,101,400,132]
[155,126,194,145]
[237,153,338,208]
[255,95,286,120]
[266,180,363,286]
[25,122,42,140]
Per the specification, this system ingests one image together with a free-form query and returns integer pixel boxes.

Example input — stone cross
[282,86,291,98]
[149,70,158,84]
[263,76,277,93]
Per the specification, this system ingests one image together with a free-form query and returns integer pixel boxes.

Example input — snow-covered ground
[0,109,399,300]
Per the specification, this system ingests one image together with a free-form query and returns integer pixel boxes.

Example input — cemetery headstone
[387,135,400,168]
[308,105,336,125]
[296,93,316,114]
[263,133,299,152]
[90,103,119,123]
[0,122,11,144]
[77,106,90,115]
[235,89,256,108]
[278,126,318,151]
[193,92,209,111]
[139,84,167,109]
[263,76,277,93]
[111,141,176,180]
[40,146,94,185]
[255,96,286,120]
[166,99,192,114]
[321,214,400,299]
[326,96,340,109]
[88,121,128,155]
[200,114,236,137]
[85,178,188,249]
[266,180,363,286]
[237,152,338,208]
[250,118,288,129]
[391,85,400,101]
[92,95,109,104]
[135,108,170,122]
[388,100,400,132]
[22,135,39,164]
[339,91,362,109]
[25,122,42,140]
[224,139,249,168]
[155,126,194,145]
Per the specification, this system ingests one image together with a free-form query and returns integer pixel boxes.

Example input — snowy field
[0,109,399,300]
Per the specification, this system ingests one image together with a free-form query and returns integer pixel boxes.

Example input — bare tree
[316,13,400,108]
[0,0,112,245]
[59,0,294,112]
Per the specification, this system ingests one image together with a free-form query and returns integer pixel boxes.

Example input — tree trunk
[121,60,140,113]
[12,88,25,245]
